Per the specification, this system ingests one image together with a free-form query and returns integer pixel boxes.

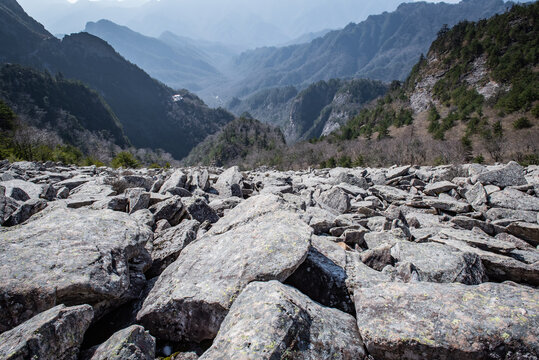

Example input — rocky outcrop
[0,161,537,359]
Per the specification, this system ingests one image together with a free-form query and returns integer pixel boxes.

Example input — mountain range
[0,0,234,159]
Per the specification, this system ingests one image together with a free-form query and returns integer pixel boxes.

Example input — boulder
[126,188,151,214]
[486,208,537,224]
[354,282,539,359]
[507,222,539,247]
[420,197,471,214]
[199,281,366,360]
[464,182,488,211]
[488,188,539,211]
[386,165,411,180]
[3,198,47,226]
[215,166,243,197]
[208,197,242,217]
[146,219,199,277]
[423,181,457,195]
[390,241,487,284]
[476,161,527,187]
[285,236,355,314]
[316,187,350,214]
[0,207,152,332]
[371,185,409,202]
[0,179,44,199]
[0,195,20,225]
[0,304,93,360]
[137,211,311,342]
[182,197,219,224]
[149,195,184,226]
[82,325,155,360]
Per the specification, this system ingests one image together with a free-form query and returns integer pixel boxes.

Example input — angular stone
[354,282,539,359]
[464,182,487,210]
[450,216,495,235]
[507,222,539,247]
[3,198,47,226]
[314,187,349,215]
[306,206,337,234]
[421,197,471,213]
[361,244,395,271]
[0,179,44,199]
[489,188,539,211]
[435,228,515,255]
[386,165,411,180]
[424,181,457,195]
[432,234,539,286]
[0,207,152,332]
[146,219,199,278]
[39,184,57,201]
[120,175,153,191]
[0,304,93,360]
[149,195,184,226]
[208,197,242,217]
[371,185,409,202]
[90,196,129,212]
[200,281,366,360]
[182,197,219,224]
[285,236,355,314]
[126,188,151,214]
[83,325,155,360]
[364,230,408,249]
[0,195,20,225]
[486,208,537,224]
[137,211,311,342]
[215,166,243,197]
[390,241,487,284]
[476,161,527,188]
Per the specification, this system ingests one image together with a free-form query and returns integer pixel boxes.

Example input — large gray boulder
[0,207,152,332]
[316,187,351,214]
[390,241,487,285]
[3,198,47,226]
[0,195,20,225]
[200,281,366,360]
[146,219,199,277]
[476,161,527,188]
[285,236,355,314]
[354,282,539,359]
[137,211,312,342]
[488,188,539,211]
[159,169,187,194]
[0,304,93,360]
[83,325,155,360]
[215,166,243,197]
[0,179,44,200]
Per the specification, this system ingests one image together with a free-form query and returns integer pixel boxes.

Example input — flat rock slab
[488,188,539,211]
[200,281,366,360]
[390,241,487,285]
[476,161,527,188]
[354,282,539,360]
[83,325,155,360]
[0,207,152,332]
[0,304,93,360]
[137,211,312,342]
[0,179,44,199]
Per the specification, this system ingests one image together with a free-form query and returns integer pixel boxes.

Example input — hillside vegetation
[182,116,286,167]
[228,79,388,143]
[189,2,538,169]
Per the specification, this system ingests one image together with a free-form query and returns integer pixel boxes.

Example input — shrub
[472,155,485,164]
[513,117,532,129]
[111,151,140,168]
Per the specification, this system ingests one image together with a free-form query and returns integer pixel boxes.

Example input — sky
[18,0,464,48]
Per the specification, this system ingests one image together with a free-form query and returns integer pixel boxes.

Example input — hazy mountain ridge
[0,0,235,159]
[85,20,224,91]
[226,0,514,99]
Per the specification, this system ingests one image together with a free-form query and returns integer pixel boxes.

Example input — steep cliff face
[229,79,388,143]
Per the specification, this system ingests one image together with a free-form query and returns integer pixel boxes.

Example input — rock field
[0,159,538,359]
